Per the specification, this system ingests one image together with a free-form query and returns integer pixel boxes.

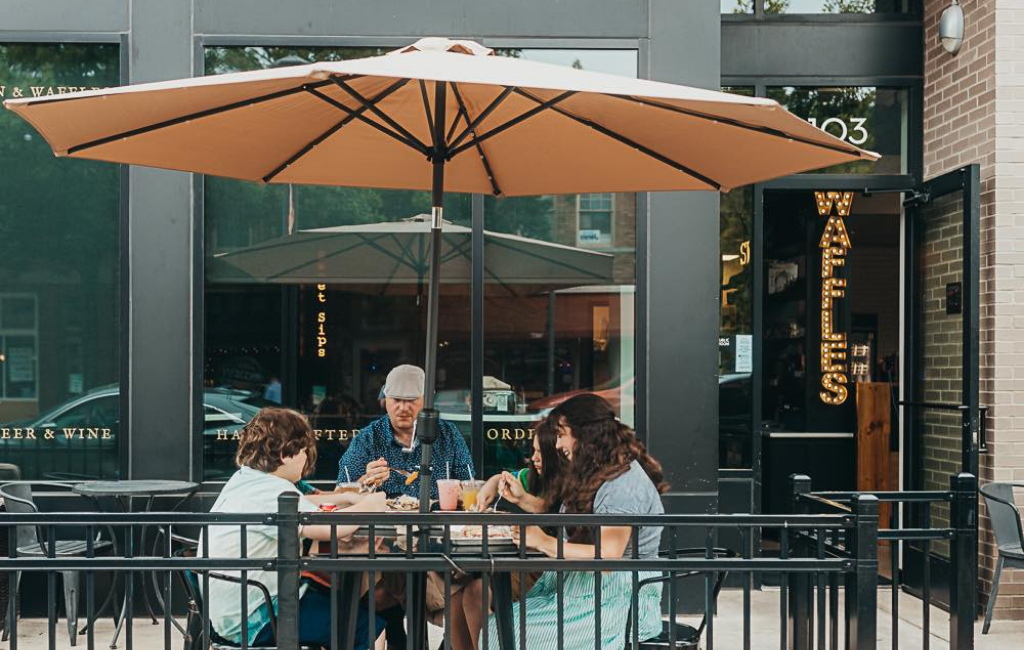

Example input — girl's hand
[498,472,527,503]
[511,525,553,555]
[475,476,501,510]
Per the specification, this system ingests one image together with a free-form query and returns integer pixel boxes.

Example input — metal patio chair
[173,536,319,650]
[624,547,737,649]
[980,482,1024,634]
[0,481,114,647]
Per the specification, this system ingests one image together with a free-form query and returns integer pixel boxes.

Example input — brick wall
[924,0,1024,620]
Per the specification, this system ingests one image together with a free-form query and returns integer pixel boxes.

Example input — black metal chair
[173,536,319,650]
[0,481,114,647]
[624,547,737,650]
[980,482,1024,634]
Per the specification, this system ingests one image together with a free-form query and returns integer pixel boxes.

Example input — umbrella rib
[447,86,515,152]
[305,85,429,157]
[262,77,410,183]
[614,95,865,157]
[512,88,723,191]
[419,80,437,141]
[447,90,576,159]
[65,79,335,156]
[449,83,502,196]
[331,78,430,156]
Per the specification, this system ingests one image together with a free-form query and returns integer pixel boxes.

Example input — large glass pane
[720,186,754,469]
[202,46,472,481]
[480,49,638,476]
[723,0,754,13]
[911,190,965,557]
[0,44,121,480]
[765,0,909,13]
[768,87,908,174]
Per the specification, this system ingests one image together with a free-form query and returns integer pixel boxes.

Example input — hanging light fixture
[939,0,965,55]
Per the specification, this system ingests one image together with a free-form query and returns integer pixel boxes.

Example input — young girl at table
[201,407,387,649]
[448,418,568,650]
[485,393,669,650]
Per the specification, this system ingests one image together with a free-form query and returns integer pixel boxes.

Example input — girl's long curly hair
[551,394,669,526]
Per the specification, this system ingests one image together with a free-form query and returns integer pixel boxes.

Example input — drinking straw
[466,464,473,480]
[345,466,352,483]
[446,462,450,479]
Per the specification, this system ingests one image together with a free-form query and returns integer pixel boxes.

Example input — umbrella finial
[395,37,494,57]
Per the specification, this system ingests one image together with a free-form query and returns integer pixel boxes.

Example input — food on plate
[386,495,420,511]
[453,524,513,539]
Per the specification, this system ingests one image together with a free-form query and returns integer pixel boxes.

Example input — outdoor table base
[342,526,518,650]
[72,480,199,649]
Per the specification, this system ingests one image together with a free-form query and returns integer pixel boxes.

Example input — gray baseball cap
[383,364,425,399]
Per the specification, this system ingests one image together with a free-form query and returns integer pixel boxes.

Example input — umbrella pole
[411,81,447,650]
[417,80,447,506]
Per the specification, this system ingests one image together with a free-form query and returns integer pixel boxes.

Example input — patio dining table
[72,480,199,649]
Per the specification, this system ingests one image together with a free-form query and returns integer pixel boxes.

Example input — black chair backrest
[981,482,1024,551]
[0,482,41,554]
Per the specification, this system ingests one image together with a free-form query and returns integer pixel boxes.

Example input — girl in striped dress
[485,393,670,650]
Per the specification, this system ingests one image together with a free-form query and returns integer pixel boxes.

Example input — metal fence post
[788,475,813,650]
[846,495,878,650]
[277,493,301,649]
[949,473,977,650]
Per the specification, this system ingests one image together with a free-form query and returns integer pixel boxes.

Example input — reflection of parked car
[0,385,267,481]
[527,376,635,414]
[435,377,519,415]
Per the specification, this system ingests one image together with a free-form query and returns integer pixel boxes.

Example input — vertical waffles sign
[816,191,853,406]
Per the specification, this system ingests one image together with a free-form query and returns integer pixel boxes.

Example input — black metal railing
[2,495,882,650]
[790,473,977,650]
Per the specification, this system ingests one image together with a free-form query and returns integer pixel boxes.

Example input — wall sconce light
[939,0,965,55]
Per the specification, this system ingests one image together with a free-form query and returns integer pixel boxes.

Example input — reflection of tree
[767,86,877,174]
[0,44,121,407]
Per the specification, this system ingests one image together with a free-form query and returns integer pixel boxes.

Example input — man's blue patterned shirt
[337,414,474,498]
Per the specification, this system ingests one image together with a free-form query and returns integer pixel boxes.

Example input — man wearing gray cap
[337,364,474,498]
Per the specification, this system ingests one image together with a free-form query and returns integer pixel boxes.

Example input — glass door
[901,164,981,606]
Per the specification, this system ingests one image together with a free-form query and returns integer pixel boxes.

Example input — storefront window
[202,46,471,481]
[480,49,638,477]
[764,0,908,12]
[720,187,754,469]
[723,0,754,13]
[768,86,908,174]
[0,43,121,480]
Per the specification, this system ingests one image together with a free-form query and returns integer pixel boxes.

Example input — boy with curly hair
[202,407,386,649]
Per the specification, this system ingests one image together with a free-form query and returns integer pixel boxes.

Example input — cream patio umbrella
[3,36,876,531]
[210,214,614,291]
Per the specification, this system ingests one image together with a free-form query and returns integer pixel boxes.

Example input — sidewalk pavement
[2,588,1022,649]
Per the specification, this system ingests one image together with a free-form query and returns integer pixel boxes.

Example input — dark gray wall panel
[646,0,720,507]
[0,0,128,33]
[722,20,922,81]
[127,0,194,480]
[195,0,648,38]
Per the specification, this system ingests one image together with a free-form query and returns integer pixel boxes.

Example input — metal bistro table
[324,522,519,650]
[72,480,199,649]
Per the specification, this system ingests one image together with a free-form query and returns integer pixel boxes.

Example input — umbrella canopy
[4,37,876,195]
[210,215,614,290]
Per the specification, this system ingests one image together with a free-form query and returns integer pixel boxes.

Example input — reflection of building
[554,192,637,284]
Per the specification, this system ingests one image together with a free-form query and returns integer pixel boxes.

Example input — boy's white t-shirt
[199,466,318,643]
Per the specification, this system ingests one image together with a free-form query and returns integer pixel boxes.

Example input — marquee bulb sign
[816,191,853,406]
